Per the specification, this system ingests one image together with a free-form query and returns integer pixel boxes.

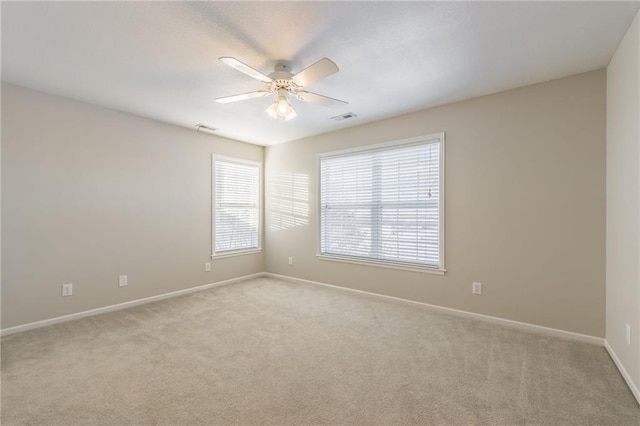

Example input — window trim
[316,133,446,273]
[211,154,263,259]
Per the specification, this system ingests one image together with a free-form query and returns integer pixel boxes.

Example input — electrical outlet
[205,262,211,272]
[61,283,73,297]
[626,323,631,345]
[288,257,293,266]
[119,275,128,287]
[472,282,482,295]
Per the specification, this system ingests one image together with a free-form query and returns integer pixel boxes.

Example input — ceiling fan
[215,57,348,120]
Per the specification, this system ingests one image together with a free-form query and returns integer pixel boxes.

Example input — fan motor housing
[268,65,293,80]
[267,65,298,94]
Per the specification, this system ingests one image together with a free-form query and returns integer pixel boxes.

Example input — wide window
[212,156,261,257]
[318,134,444,272]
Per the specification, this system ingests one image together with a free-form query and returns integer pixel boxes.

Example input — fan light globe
[265,103,278,119]
[284,108,297,121]
[277,99,290,115]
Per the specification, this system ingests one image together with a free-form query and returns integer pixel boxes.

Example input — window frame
[316,133,445,275]
[211,154,263,259]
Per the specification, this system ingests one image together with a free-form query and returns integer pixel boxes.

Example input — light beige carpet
[1,276,639,425]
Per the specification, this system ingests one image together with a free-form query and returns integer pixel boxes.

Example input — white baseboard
[0,273,264,337]
[264,272,605,346]
[1,271,607,348]
[605,340,640,405]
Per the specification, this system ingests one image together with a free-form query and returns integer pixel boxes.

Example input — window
[212,156,261,257]
[318,134,444,272]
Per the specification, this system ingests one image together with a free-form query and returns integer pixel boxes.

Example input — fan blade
[292,58,339,87]
[215,91,271,104]
[219,57,272,83]
[297,91,348,108]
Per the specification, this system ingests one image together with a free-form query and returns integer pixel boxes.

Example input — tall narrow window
[319,134,444,271]
[212,156,261,256]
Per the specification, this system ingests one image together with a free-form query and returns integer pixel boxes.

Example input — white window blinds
[213,157,260,255]
[320,135,443,269]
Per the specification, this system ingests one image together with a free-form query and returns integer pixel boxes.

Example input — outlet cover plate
[62,283,73,297]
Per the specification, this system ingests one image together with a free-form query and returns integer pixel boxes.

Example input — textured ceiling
[2,1,639,146]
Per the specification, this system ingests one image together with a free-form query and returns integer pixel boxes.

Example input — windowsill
[316,254,446,275]
[211,248,262,260]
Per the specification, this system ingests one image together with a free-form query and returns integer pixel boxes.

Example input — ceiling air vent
[195,124,218,134]
[330,113,357,122]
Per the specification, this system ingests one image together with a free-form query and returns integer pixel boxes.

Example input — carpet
[2,276,639,425]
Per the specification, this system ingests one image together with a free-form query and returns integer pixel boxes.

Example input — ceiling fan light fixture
[265,99,297,120]
[266,90,297,120]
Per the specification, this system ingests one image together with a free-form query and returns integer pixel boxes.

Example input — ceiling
[2,2,639,146]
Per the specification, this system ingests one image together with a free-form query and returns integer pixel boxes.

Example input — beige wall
[606,11,640,395]
[265,70,606,337]
[2,70,609,338]
[1,83,264,328]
